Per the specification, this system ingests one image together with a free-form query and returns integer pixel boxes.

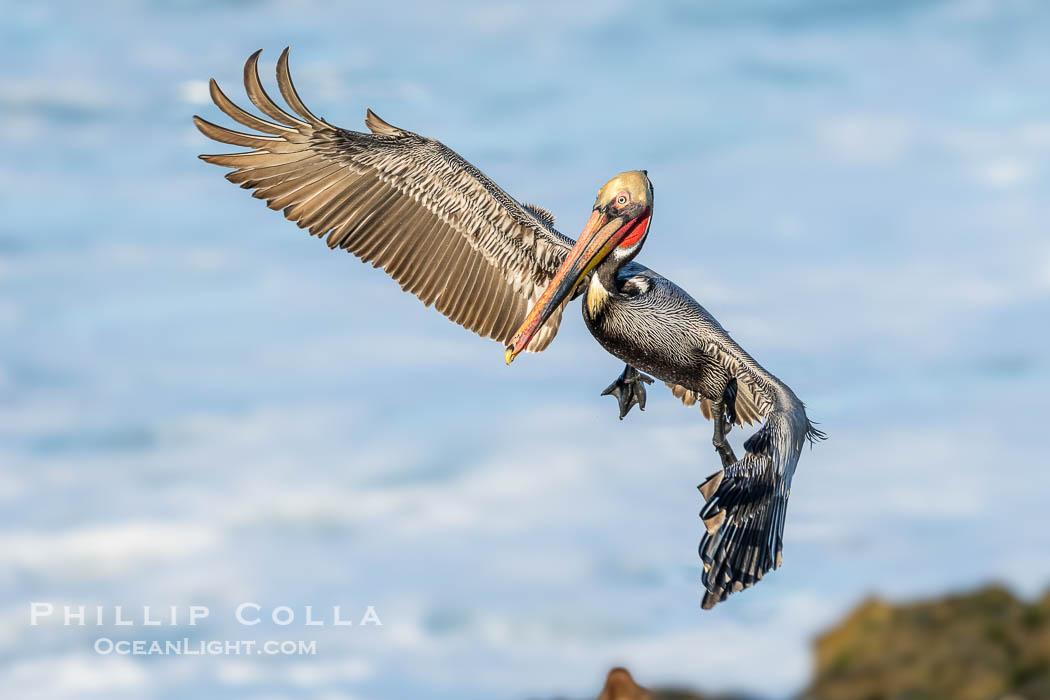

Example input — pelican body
[195,50,824,608]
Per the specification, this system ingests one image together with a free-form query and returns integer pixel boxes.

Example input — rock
[808,584,1050,700]
[597,668,652,700]
[593,667,750,700]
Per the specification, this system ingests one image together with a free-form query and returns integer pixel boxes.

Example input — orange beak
[504,207,647,364]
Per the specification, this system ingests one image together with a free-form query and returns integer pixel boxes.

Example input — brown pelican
[194,49,825,609]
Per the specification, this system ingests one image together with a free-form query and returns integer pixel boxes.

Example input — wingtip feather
[243,49,308,128]
[276,46,326,127]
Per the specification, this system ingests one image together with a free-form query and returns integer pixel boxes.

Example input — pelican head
[505,170,653,364]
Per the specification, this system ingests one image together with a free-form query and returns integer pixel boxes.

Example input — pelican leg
[710,399,737,468]
[601,364,654,420]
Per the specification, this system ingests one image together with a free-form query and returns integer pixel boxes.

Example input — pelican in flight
[194,49,824,608]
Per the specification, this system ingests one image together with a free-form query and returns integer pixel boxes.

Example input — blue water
[3,1,1049,698]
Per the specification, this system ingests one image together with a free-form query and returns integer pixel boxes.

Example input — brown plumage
[666,380,764,426]
[194,48,574,351]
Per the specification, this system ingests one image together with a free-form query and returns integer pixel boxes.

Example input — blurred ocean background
[2,1,1049,698]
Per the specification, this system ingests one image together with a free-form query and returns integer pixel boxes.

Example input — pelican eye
[616,195,628,205]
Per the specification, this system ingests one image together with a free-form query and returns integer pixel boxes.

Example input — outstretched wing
[675,321,824,609]
[194,49,575,350]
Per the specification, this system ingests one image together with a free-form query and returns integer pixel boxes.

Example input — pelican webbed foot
[710,398,738,468]
[601,365,654,420]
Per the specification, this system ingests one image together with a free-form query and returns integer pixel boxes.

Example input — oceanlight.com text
[94,638,318,656]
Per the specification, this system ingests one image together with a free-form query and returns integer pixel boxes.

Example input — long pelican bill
[505,207,644,364]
